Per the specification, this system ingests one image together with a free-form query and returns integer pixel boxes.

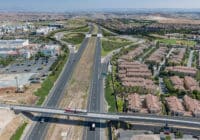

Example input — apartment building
[170,76,185,90]
[183,95,200,117]
[166,96,185,116]
[184,76,200,91]
[145,94,161,114]
[166,66,197,77]
[127,93,142,112]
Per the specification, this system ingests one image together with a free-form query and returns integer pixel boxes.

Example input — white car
[90,123,96,131]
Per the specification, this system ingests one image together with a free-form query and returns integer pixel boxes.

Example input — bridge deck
[1,104,200,127]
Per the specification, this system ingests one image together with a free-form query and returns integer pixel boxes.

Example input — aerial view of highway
[0,1,200,140]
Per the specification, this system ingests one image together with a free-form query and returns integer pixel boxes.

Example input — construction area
[0,83,40,139]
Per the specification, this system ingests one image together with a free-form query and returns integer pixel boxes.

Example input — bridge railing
[1,103,200,122]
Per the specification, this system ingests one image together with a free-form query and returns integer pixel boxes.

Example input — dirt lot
[0,113,26,140]
[0,110,16,135]
[45,37,97,140]
[0,83,40,139]
[0,84,39,105]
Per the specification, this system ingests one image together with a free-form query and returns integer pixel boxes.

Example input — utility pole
[15,76,19,93]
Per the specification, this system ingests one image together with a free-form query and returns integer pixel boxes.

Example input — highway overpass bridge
[1,104,200,128]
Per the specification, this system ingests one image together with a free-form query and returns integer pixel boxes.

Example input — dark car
[39,117,49,123]
[24,69,31,72]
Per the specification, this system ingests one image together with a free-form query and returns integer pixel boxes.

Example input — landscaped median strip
[105,74,117,112]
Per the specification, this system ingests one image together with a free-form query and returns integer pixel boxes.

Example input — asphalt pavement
[159,77,168,94]
[187,50,194,67]
[84,38,101,140]
[24,29,91,140]
[84,26,104,140]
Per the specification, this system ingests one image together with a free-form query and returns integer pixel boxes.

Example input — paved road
[187,50,194,67]
[154,47,174,76]
[99,62,109,140]
[3,104,200,129]
[85,26,102,140]
[159,77,168,94]
[85,26,109,140]
[118,122,200,137]
[23,28,92,140]
[23,52,76,140]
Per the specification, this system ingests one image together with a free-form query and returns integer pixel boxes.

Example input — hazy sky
[0,0,200,12]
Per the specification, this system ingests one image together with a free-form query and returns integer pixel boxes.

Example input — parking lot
[0,57,56,74]
[0,73,34,88]
[0,57,57,87]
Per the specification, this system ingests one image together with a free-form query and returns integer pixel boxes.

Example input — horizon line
[0,8,200,13]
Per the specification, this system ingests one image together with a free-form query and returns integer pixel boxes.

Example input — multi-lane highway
[24,26,93,140]
[84,27,102,140]
[85,28,146,140]
[98,61,109,140]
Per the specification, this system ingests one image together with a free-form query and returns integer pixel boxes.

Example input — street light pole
[15,76,19,93]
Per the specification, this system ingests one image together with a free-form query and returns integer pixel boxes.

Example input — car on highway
[90,123,96,131]
[163,123,170,135]
[39,117,49,123]
[24,69,31,72]
[40,118,45,123]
